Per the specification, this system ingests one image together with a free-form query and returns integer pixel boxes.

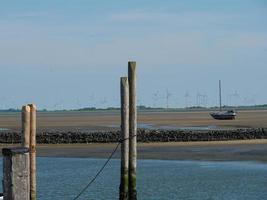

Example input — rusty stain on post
[120,77,129,200]
[128,61,137,200]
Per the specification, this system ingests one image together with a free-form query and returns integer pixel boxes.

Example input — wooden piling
[22,105,31,148]
[28,104,37,200]
[2,147,30,200]
[120,77,129,200]
[128,61,137,200]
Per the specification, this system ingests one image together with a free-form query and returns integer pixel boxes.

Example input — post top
[121,77,128,83]
[28,104,36,110]
[128,61,136,66]
[22,105,31,112]
[2,147,29,156]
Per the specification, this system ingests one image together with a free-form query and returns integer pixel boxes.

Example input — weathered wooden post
[128,61,137,200]
[29,104,37,200]
[2,147,30,200]
[21,104,36,200]
[120,77,129,200]
[22,105,31,148]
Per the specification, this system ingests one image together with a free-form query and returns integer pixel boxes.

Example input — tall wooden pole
[29,104,37,200]
[22,105,31,148]
[128,61,137,200]
[120,77,129,200]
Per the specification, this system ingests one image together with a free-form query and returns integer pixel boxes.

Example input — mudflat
[1,110,267,161]
[1,140,267,162]
[0,109,267,131]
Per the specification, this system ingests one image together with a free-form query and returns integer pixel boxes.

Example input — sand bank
[1,140,267,162]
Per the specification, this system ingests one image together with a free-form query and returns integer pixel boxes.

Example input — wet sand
[1,110,267,161]
[1,110,267,131]
[1,140,267,162]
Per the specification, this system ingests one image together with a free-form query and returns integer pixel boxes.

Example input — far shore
[1,139,267,162]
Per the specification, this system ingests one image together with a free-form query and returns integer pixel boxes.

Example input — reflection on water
[0,158,266,200]
[154,125,219,130]
[106,124,155,129]
[0,128,9,131]
[106,124,228,130]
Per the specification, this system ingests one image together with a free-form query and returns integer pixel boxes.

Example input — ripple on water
[0,158,265,200]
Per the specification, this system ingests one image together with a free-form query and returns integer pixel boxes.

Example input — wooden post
[2,147,30,200]
[28,104,37,200]
[120,77,129,200]
[22,105,31,148]
[128,61,137,200]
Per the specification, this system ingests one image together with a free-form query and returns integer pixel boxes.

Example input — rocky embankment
[0,128,267,144]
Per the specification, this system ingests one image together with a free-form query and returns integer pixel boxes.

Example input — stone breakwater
[0,128,267,144]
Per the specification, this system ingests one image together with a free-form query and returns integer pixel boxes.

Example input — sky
[0,0,266,110]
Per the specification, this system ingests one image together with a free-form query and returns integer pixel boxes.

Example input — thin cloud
[5,11,50,19]
[108,11,176,22]
[108,10,246,25]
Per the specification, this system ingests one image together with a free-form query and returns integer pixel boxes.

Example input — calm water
[106,123,232,130]
[0,158,267,200]
[0,128,9,131]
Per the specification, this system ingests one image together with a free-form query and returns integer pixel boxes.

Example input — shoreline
[1,139,267,162]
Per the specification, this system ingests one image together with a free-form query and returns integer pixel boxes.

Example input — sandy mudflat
[1,109,267,131]
[1,110,267,161]
[1,140,267,162]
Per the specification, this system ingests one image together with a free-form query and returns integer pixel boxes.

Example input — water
[0,128,9,131]
[158,125,221,130]
[0,158,267,200]
[106,123,230,130]
[106,123,155,129]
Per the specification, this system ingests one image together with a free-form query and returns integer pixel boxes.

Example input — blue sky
[0,0,266,109]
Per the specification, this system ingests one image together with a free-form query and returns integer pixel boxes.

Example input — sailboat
[210,80,236,120]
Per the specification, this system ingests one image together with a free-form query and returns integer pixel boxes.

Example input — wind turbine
[152,91,160,108]
[166,90,171,109]
[184,92,190,108]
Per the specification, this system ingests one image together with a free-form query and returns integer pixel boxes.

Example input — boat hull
[210,112,236,120]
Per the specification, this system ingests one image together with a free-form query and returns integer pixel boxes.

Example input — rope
[119,134,137,143]
[71,134,137,200]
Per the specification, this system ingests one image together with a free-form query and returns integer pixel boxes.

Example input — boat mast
[219,80,222,111]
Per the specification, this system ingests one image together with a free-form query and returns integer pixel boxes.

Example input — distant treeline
[1,104,267,112]
[0,108,20,112]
